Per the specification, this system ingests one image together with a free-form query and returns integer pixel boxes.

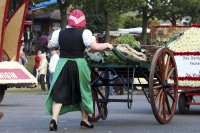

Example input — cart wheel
[0,85,6,103]
[100,105,108,120]
[149,47,178,124]
[178,93,190,114]
[88,87,109,122]
[88,71,109,122]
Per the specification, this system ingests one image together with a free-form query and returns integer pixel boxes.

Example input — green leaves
[112,34,139,49]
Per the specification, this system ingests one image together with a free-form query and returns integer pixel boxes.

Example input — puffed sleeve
[82,29,96,47]
[50,29,61,47]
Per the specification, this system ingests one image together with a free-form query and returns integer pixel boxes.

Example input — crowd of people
[18,27,60,92]
[34,48,59,91]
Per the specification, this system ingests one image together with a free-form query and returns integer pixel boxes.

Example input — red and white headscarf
[68,10,87,28]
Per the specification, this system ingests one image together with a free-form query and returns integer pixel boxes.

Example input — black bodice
[59,28,85,58]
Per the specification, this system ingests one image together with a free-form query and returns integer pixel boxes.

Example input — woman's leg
[52,101,62,123]
[80,103,94,128]
[80,102,89,124]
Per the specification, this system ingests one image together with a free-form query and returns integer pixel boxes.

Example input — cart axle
[163,80,172,92]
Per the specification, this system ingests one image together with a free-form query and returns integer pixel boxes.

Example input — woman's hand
[107,43,114,51]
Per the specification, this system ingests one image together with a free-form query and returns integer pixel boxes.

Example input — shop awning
[30,0,57,10]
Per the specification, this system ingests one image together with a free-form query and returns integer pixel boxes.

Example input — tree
[124,16,142,28]
[56,0,72,28]
[132,0,166,45]
[8,0,25,18]
[183,0,200,24]
[31,0,73,28]
[78,0,134,42]
[156,0,200,26]
[85,13,104,33]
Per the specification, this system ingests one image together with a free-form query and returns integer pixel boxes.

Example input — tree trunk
[171,14,176,26]
[57,0,68,28]
[104,9,110,43]
[141,8,148,46]
[60,8,67,28]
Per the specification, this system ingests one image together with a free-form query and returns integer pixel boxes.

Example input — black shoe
[80,121,94,129]
[49,119,57,131]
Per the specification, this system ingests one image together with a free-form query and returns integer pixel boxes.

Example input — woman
[46,10,113,131]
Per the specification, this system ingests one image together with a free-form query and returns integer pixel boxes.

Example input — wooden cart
[88,47,178,124]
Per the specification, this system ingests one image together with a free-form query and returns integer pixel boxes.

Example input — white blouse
[50,25,96,47]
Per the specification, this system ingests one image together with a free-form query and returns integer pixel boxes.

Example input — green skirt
[45,58,93,115]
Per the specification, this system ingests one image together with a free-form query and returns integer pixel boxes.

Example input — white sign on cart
[175,55,200,77]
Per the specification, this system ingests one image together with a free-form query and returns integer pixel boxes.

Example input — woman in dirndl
[46,10,113,131]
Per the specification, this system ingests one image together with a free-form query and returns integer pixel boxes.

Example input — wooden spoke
[155,89,163,103]
[166,67,175,80]
[167,90,175,101]
[165,93,172,115]
[153,84,163,90]
[161,52,166,78]
[158,92,164,116]
[155,71,163,84]
[163,94,166,119]
[164,55,170,78]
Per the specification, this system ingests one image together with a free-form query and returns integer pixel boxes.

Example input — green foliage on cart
[85,49,139,64]
[112,34,140,49]
[85,34,149,64]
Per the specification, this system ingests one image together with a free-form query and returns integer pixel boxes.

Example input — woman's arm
[47,30,60,48]
[89,41,113,51]
[82,30,113,51]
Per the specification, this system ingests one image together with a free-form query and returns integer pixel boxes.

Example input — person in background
[98,33,105,43]
[42,51,50,86]
[23,27,33,56]
[38,54,48,91]
[46,10,113,131]
[35,50,41,81]
[20,35,24,52]
[48,48,59,88]
[40,32,47,53]
[19,51,28,67]
[0,112,3,119]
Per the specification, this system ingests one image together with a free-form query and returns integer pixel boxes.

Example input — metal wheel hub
[163,80,172,92]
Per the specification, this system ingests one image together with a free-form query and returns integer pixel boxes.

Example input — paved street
[1,93,200,133]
